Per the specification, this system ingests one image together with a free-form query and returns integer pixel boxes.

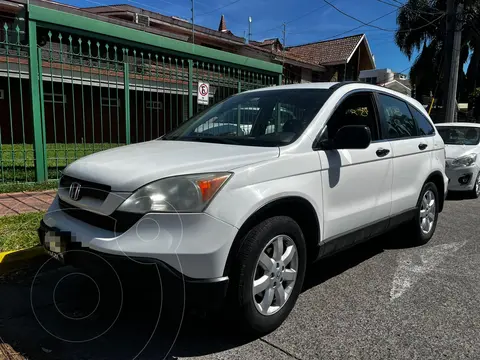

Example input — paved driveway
[1,193,479,359]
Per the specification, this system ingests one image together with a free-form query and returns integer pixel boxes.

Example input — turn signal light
[196,175,230,202]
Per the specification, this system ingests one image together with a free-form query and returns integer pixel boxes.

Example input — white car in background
[436,123,480,198]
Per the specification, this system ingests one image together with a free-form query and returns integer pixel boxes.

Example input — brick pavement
[0,190,56,216]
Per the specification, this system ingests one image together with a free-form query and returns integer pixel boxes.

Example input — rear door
[376,93,433,216]
[318,91,394,240]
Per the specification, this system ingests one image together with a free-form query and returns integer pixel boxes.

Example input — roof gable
[286,34,373,66]
[250,38,283,50]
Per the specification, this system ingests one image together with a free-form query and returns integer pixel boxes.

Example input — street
[1,193,479,360]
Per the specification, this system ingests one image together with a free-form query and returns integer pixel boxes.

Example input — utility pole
[191,0,195,44]
[282,23,286,64]
[248,16,252,43]
[444,0,464,123]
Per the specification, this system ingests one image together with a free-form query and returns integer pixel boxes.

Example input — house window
[101,97,121,107]
[44,93,67,104]
[361,77,378,85]
[146,100,163,110]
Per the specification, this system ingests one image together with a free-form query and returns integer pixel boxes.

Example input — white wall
[359,68,394,84]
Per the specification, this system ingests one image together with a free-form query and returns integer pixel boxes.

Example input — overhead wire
[289,9,397,41]
[253,0,336,38]
[322,0,445,33]
[374,0,445,15]
[289,0,444,39]
[197,0,242,17]
[375,0,400,7]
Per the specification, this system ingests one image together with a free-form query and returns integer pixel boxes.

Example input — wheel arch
[425,170,445,212]
[222,196,321,277]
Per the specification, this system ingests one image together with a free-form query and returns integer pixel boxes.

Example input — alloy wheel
[419,189,436,234]
[252,235,298,316]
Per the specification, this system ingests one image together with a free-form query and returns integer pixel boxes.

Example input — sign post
[197,81,209,105]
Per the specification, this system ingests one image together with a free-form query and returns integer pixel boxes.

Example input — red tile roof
[250,38,279,47]
[286,34,365,65]
[83,4,245,43]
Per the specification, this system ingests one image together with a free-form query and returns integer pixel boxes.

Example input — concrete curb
[0,246,47,275]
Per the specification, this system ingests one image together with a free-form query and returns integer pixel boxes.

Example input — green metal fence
[0,5,281,184]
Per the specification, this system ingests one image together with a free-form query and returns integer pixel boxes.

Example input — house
[83,5,246,52]
[359,68,412,96]
[284,34,376,83]
[69,6,376,84]
[75,7,378,84]
[241,38,327,84]
[243,34,376,84]
[37,3,376,85]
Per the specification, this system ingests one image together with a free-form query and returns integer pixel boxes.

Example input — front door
[318,92,394,241]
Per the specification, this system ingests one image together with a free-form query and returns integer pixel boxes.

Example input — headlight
[117,173,231,213]
[452,153,477,167]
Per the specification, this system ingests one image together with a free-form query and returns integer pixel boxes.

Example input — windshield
[437,126,480,145]
[163,89,333,146]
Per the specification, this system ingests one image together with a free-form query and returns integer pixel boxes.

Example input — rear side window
[409,105,435,135]
[377,94,418,139]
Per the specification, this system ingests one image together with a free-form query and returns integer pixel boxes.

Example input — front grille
[59,199,142,233]
[60,175,111,201]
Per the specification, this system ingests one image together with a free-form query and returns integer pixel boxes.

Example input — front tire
[407,182,439,246]
[228,216,307,335]
[471,172,480,199]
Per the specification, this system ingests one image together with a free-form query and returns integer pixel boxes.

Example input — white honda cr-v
[39,82,448,334]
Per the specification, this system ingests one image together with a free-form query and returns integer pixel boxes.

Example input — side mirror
[333,125,371,149]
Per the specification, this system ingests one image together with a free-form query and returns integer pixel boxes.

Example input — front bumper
[446,165,479,192]
[38,220,230,308]
[41,196,238,279]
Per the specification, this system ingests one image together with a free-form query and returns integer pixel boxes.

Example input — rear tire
[471,172,480,199]
[406,182,439,246]
[228,216,307,335]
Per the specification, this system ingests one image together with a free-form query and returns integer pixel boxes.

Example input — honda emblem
[69,182,82,201]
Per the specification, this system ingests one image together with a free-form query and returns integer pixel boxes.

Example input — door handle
[418,143,428,150]
[376,148,390,157]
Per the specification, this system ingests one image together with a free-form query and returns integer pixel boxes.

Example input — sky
[60,0,420,76]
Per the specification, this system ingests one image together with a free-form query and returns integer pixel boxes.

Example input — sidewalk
[0,190,56,216]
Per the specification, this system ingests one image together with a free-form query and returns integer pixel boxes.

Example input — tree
[394,0,478,103]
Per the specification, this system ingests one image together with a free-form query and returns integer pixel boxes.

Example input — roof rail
[329,81,364,90]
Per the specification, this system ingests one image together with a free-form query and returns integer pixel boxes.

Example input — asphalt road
[1,192,479,360]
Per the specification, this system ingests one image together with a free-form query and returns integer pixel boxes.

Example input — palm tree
[394,0,478,103]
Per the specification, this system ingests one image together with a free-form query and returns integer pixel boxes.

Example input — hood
[63,140,279,191]
[444,144,478,159]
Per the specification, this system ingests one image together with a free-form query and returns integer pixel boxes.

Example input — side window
[409,105,435,136]
[377,94,418,139]
[324,92,379,141]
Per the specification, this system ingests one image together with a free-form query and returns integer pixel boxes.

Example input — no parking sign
[197,81,209,105]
